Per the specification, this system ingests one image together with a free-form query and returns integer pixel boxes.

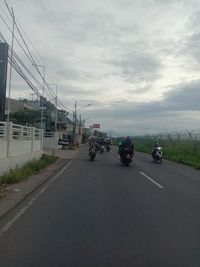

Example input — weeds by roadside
[0,154,58,197]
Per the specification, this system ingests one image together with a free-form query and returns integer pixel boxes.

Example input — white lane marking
[0,161,72,238]
[140,171,164,189]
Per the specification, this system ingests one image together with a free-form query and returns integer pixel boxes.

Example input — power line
[11,10,71,110]
[0,1,70,111]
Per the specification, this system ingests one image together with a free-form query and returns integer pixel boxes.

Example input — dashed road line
[140,171,164,189]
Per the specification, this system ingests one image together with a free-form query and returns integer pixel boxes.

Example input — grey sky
[1,0,200,135]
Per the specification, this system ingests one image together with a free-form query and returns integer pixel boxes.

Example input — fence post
[41,129,44,151]
[20,125,23,140]
[31,127,35,153]
[6,121,13,157]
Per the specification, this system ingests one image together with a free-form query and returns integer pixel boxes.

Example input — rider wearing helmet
[88,136,97,153]
[119,136,134,157]
[152,141,160,157]
[106,138,112,146]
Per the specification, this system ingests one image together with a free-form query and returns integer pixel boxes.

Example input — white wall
[0,152,42,177]
[9,140,32,156]
[0,122,43,176]
[43,132,62,150]
[0,140,7,159]
[43,137,61,150]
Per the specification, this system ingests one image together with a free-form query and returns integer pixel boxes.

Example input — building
[5,97,37,115]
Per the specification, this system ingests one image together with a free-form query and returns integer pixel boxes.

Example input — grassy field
[0,154,58,197]
[133,137,200,169]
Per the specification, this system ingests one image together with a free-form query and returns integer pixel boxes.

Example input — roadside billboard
[93,123,100,129]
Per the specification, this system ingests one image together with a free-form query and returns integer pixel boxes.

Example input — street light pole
[55,85,58,131]
[72,102,92,144]
[72,100,77,144]
[77,103,92,111]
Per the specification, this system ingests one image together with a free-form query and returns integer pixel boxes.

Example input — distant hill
[105,130,121,138]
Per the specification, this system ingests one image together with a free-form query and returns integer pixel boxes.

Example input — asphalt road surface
[0,145,200,267]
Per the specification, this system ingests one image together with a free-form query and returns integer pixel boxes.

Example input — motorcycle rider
[118,136,134,158]
[88,137,97,154]
[105,138,112,151]
[106,138,112,145]
[152,141,160,158]
[96,137,105,151]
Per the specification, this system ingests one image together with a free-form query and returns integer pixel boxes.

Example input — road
[0,145,200,267]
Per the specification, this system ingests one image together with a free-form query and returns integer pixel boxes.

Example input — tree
[10,109,41,126]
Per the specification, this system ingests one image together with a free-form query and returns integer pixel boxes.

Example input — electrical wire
[1,0,70,112]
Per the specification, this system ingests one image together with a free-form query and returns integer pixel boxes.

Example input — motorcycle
[152,146,163,164]
[95,142,100,152]
[89,147,96,161]
[100,145,105,154]
[120,148,133,167]
[106,143,111,152]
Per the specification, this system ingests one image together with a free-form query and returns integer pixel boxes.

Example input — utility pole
[32,64,46,130]
[72,100,77,144]
[40,66,45,130]
[6,7,15,158]
[55,84,58,131]
[0,43,9,121]
[7,7,15,123]
[79,115,81,134]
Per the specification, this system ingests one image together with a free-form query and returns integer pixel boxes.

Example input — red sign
[93,123,100,129]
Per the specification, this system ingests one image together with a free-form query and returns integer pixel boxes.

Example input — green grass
[134,138,200,169]
[0,154,59,193]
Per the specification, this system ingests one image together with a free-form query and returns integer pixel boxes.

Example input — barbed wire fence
[138,130,200,142]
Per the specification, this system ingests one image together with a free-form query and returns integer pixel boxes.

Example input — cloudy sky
[1,0,200,135]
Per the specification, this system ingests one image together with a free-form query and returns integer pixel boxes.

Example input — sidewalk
[44,147,79,159]
[0,148,79,219]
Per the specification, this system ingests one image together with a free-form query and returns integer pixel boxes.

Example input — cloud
[163,80,200,111]
[87,79,200,134]
[2,0,200,135]
[108,51,162,82]
[180,32,200,66]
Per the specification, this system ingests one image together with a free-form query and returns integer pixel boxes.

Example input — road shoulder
[0,148,79,220]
